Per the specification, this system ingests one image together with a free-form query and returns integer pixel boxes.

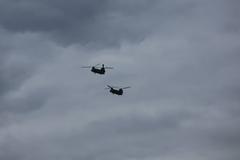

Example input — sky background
[0,0,240,160]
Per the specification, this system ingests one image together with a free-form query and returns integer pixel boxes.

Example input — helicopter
[81,64,113,75]
[105,85,131,95]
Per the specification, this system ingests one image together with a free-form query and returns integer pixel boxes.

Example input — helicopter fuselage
[91,67,105,75]
[110,88,123,95]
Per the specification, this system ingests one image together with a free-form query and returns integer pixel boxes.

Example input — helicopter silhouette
[105,85,131,95]
[81,64,113,75]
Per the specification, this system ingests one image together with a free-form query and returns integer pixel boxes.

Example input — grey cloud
[0,0,197,46]
[0,29,58,125]
[0,0,240,160]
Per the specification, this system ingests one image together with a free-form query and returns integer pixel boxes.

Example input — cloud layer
[0,0,240,160]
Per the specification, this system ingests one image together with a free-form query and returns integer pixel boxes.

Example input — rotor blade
[122,86,131,89]
[107,85,112,89]
[107,85,120,89]
[110,86,121,89]
[81,66,92,68]
[105,67,113,69]
[94,64,100,67]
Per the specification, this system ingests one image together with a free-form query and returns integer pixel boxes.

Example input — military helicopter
[105,85,131,95]
[81,64,113,75]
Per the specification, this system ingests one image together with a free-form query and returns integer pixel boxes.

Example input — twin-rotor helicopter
[105,85,131,96]
[81,64,113,75]
[81,64,130,95]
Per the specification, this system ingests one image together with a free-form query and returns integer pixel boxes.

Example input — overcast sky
[0,0,240,160]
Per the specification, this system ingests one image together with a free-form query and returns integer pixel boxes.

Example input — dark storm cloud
[0,0,108,32]
[0,0,196,46]
[0,0,240,160]
[0,0,139,45]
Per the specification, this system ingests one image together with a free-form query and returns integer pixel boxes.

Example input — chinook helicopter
[81,64,113,75]
[105,85,131,95]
